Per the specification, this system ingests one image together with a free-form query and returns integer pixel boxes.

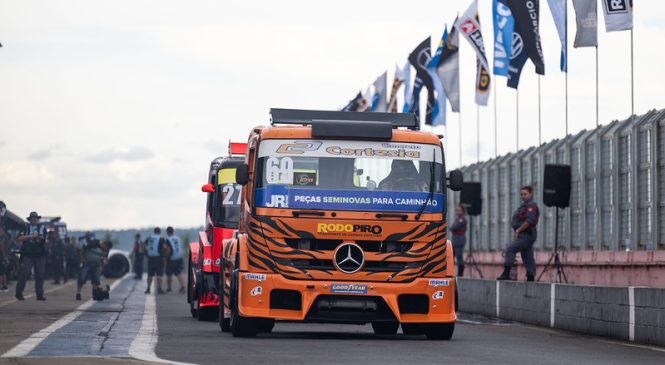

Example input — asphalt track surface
[1,275,664,365]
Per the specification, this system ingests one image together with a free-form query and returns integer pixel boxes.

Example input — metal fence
[447,108,665,252]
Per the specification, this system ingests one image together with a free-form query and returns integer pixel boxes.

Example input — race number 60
[266,157,294,184]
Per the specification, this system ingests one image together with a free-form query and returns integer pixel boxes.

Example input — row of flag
[342,0,634,127]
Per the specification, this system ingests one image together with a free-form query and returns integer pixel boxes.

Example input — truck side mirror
[201,183,215,193]
[236,164,250,185]
[447,170,463,191]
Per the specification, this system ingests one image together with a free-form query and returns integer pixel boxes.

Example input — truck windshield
[255,140,444,213]
[214,167,241,226]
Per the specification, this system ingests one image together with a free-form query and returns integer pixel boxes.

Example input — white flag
[370,72,388,112]
[601,0,632,32]
[455,0,490,72]
[455,0,491,106]
[572,0,598,47]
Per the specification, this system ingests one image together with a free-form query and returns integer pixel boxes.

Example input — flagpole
[630,27,634,116]
[459,111,463,167]
[516,88,519,151]
[494,81,498,157]
[538,75,542,145]
[595,45,599,128]
[476,105,480,162]
[564,0,569,136]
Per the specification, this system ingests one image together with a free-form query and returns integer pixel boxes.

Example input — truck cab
[188,142,246,321]
[219,109,462,338]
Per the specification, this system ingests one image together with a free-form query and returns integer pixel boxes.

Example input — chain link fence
[447,108,665,252]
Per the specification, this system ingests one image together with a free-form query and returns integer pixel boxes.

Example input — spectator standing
[133,233,144,280]
[450,205,467,277]
[143,227,167,294]
[165,227,185,294]
[48,231,66,284]
[15,212,47,301]
[65,237,80,281]
[0,227,9,292]
[76,238,111,300]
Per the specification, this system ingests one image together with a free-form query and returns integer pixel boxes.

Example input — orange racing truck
[219,109,463,338]
[188,142,246,321]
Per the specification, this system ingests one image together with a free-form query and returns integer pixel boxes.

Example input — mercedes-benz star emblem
[333,243,365,274]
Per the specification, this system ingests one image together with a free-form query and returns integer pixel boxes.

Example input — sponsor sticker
[428,279,449,287]
[330,283,368,294]
[203,258,211,265]
[432,291,444,300]
[214,258,221,266]
[244,273,267,281]
[293,172,317,187]
[250,286,263,296]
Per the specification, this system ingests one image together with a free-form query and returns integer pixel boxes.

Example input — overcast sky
[1,0,664,229]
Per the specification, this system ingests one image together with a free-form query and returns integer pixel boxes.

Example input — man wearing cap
[164,227,185,294]
[143,227,167,294]
[16,212,47,301]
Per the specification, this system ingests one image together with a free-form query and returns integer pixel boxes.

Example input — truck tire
[401,323,425,335]
[229,270,258,338]
[219,260,230,332]
[372,321,399,335]
[425,322,454,340]
[187,256,197,318]
[198,306,218,322]
[197,271,219,322]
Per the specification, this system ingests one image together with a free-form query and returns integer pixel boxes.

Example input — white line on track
[0,281,76,308]
[128,284,195,365]
[1,274,131,358]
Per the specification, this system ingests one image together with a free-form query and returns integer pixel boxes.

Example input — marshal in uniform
[498,185,540,281]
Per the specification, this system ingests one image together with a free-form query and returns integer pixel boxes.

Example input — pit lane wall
[457,278,665,347]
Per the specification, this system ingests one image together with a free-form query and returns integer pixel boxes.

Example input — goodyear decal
[256,185,444,213]
[330,283,368,294]
[428,279,449,287]
[244,273,266,281]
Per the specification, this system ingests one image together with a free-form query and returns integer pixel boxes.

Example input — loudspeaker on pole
[460,182,482,216]
[543,164,571,208]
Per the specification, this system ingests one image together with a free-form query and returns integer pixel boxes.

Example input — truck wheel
[401,323,425,335]
[188,256,197,318]
[258,319,275,333]
[197,271,219,322]
[425,322,455,340]
[219,260,230,332]
[198,306,218,322]
[229,270,258,338]
[372,321,399,335]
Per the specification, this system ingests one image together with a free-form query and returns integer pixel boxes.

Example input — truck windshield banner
[255,185,444,213]
[258,140,442,163]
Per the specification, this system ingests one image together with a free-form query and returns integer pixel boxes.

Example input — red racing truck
[188,142,246,321]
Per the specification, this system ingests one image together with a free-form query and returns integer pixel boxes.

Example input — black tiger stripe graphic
[242,215,449,282]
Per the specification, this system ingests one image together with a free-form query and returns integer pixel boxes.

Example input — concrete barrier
[457,278,665,347]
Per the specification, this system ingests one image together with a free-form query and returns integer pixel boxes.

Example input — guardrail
[457,278,665,347]
[448,108,665,252]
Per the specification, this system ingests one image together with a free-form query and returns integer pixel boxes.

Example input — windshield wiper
[415,150,436,220]
[376,213,408,221]
[292,210,325,217]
